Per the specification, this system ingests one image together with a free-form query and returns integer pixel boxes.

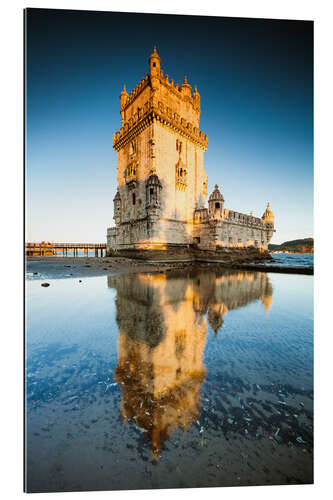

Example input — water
[25,269,313,492]
[269,253,313,268]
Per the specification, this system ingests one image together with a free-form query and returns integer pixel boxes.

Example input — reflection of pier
[108,270,273,460]
[25,242,106,257]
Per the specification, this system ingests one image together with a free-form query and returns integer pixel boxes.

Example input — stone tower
[107,47,275,254]
[107,46,209,250]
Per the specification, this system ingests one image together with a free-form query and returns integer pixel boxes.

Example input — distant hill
[268,238,314,253]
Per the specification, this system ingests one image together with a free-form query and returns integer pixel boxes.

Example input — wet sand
[26,256,191,280]
[26,256,313,281]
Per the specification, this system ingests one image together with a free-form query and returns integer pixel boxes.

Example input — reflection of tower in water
[108,270,273,460]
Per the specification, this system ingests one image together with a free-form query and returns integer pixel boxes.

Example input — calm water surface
[270,253,313,267]
[25,269,313,492]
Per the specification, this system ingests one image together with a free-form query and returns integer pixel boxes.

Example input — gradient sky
[25,9,313,244]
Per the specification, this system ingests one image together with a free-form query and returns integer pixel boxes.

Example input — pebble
[41,283,50,287]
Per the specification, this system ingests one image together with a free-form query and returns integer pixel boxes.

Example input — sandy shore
[26,256,172,280]
[26,256,313,280]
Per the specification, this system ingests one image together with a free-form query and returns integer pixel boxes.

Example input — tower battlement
[113,47,207,152]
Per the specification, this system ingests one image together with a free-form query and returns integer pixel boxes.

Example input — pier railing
[25,242,107,257]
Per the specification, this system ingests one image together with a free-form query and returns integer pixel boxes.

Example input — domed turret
[192,85,201,112]
[209,184,224,202]
[180,76,192,97]
[146,169,162,209]
[120,85,129,123]
[120,85,129,109]
[208,185,224,219]
[147,171,162,188]
[262,202,274,224]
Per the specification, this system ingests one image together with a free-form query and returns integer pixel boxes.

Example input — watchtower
[109,47,209,249]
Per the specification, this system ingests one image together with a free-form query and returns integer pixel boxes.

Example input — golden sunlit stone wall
[107,47,274,252]
[155,124,207,220]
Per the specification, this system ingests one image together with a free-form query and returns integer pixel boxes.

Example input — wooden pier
[25,242,107,257]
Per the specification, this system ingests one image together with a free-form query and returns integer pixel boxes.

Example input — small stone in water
[41,283,50,287]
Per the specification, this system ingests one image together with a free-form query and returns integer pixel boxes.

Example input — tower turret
[208,185,224,219]
[113,190,121,226]
[180,76,192,97]
[146,169,162,209]
[261,202,275,243]
[149,45,161,89]
[261,202,274,224]
[192,85,201,113]
[120,85,129,123]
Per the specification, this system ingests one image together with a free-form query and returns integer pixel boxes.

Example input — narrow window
[153,62,156,67]
[132,193,136,205]
[215,202,220,209]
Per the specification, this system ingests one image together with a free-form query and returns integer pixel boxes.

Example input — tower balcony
[125,173,137,186]
[124,161,138,187]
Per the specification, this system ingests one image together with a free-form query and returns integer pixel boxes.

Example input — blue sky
[25,9,313,243]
